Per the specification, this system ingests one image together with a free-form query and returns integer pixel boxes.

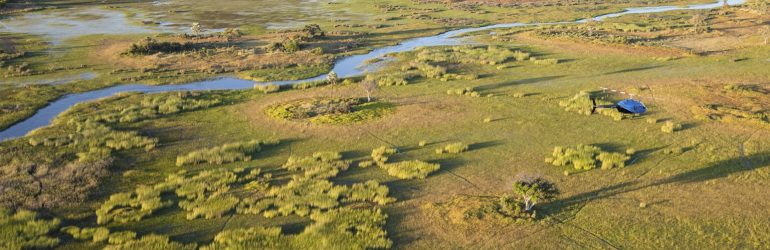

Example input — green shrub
[282,152,349,179]
[0,208,61,250]
[108,231,137,244]
[175,139,278,166]
[104,234,196,250]
[661,121,683,133]
[381,160,440,179]
[293,208,392,249]
[419,140,428,147]
[437,142,469,154]
[254,84,280,94]
[371,146,398,164]
[531,58,560,65]
[546,145,631,170]
[178,195,239,220]
[96,186,172,224]
[559,91,595,115]
[596,152,631,169]
[202,227,290,250]
[343,180,395,205]
[646,117,658,124]
[238,178,347,217]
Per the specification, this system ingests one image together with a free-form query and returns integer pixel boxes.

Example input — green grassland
[2,0,770,249]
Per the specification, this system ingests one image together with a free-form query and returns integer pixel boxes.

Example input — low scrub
[436,142,469,154]
[175,139,279,166]
[266,98,393,125]
[1,208,61,250]
[661,121,683,133]
[96,186,172,224]
[545,145,631,170]
[381,160,440,179]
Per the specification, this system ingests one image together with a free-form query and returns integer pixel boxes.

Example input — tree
[326,71,338,85]
[360,78,378,102]
[690,14,708,34]
[584,15,597,37]
[302,24,325,39]
[512,174,559,212]
[762,25,770,45]
[191,22,204,36]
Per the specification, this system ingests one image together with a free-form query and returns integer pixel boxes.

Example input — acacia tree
[512,175,559,212]
[360,78,378,102]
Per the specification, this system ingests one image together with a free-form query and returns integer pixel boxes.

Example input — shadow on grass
[469,140,505,152]
[542,151,770,216]
[603,65,662,75]
[475,75,565,92]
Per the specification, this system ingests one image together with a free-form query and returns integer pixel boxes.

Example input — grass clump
[531,58,560,65]
[178,195,240,220]
[546,145,631,170]
[96,186,172,225]
[559,91,595,115]
[104,234,196,250]
[661,121,683,133]
[201,227,290,250]
[254,84,280,94]
[436,142,470,154]
[175,139,278,166]
[447,87,481,97]
[61,226,110,242]
[293,208,392,249]
[381,161,441,180]
[1,208,61,250]
[108,231,137,244]
[343,180,396,205]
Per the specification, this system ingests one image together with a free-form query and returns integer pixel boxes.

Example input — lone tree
[326,71,338,85]
[191,22,204,36]
[360,78,378,102]
[690,14,709,34]
[512,174,559,212]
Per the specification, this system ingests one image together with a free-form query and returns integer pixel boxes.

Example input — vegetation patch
[545,144,632,170]
[370,146,441,179]
[692,104,769,127]
[266,98,394,125]
[0,208,61,250]
[559,91,628,120]
[240,63,332,82]
[436,142,470,154]
[175,139,279,166]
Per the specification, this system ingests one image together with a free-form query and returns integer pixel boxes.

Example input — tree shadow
[469,140,505,152]
[603,65,662,75]
[475,75,565,92]
[542,151,770,216]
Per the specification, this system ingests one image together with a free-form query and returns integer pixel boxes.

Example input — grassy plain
[1,0,770,249]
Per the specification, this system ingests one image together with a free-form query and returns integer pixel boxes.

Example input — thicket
[545,145,631,170]
[0,208,61,250]
[125,37,196,55]
[175,139,279,166]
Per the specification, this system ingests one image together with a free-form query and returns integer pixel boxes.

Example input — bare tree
[360,78,378,102]
[690,14,709,34]
[191,22,204,36]
[326,71,338,85]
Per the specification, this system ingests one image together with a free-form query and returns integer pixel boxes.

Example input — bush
[531,58,560,65]
[437,142,469,154]
[96,186,172,224]
[254,84,280,94]
[202,227,289,250]
[178,195,240,220]
[104,234,196,250]
[546,145,631,170]
[175,139,278,166]
[282,152,349,179]
[108,231,137,244]
[381,161,440,179]
[343,180,395,205]
[661,121,682,133]
[125,38,195,55]
[0,208,61,250]
[293,208,392,249]
[371,146,397,164]
[418,140,428,147]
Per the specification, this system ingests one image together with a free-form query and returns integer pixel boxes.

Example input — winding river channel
[0,0,746,141]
